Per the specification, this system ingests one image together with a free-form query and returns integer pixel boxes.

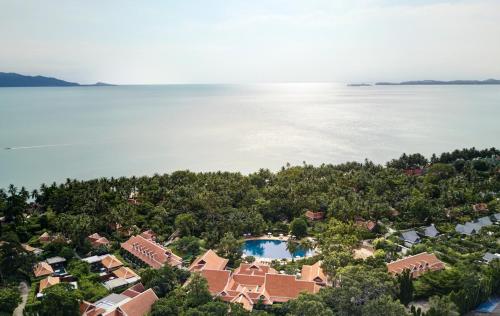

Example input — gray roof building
[455,222,480,235]
[401,230,420,244]
[492,213,500,222]
[423,224,439,238]
[46,256,66,265]
[94,293,130,312]
[477,216,493,227]
[483,252,500,263]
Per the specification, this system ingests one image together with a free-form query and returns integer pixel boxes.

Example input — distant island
[0,72,114,87]
[347,83,372,87]
[376,79,500,85]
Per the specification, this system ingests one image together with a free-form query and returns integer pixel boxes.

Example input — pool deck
[244,235,291,241]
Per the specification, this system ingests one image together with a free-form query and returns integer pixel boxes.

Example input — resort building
[422,224,440,238]
[193,250,322,311]
[81,283,158,316]
[83,254,123,273]
[38,276,60,293]
[88,233,110,248]
[121,234,182,269]
[22,243,43,256]
[305,210,324,221]
[82,254,141,291]
[39,232,53,244]
[455,216,495,235]
[400,230,421,247]
[301,261,329,286]
[103,266,141,291]
[387,252,445,278]
[483,252,500,264]
[33,262,54,278]
[189,249,228,272]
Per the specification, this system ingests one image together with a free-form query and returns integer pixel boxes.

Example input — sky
[1,0,499,84]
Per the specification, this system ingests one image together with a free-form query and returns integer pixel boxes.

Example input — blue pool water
[243,239,314,259]
[475,297,499,313]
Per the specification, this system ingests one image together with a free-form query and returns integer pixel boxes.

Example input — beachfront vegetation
[0,147,499,315]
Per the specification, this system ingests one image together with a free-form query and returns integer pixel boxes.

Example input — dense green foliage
[0,286,21,314]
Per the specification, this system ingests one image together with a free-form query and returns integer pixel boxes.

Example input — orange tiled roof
[113,266,139,279]
[189,249,228,272]
[233,263,277,276]
[139,230,156,241]
[80,301,106,316]
[121,235,182,269]
[301,261,327,285]
[81,283,156,316]
[387,252,445,278]
[231,293,254,311]
[264,273,319,302]
[117,288,158,316]
[34,261,54,277]
[122,283,146,298]
[198,258,321,311]
[39,276,60,292]
[200,269,231,293]
[39,232,52,243]
[88,233,110,248]
[101,254,123,270]
[305,210,324,220]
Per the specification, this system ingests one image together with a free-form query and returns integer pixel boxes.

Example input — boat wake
[4,144,73,150]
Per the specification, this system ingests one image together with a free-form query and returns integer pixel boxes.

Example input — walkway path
[13,281,29,316]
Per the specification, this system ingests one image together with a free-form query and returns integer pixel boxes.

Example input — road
[13,281,28,316]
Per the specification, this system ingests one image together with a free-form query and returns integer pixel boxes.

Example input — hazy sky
[1,0,499,84]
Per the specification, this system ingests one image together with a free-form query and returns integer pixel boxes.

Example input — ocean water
[1,83,499,190]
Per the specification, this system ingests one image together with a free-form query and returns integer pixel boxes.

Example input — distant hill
[376,79,500,85]
[0,72,114,87]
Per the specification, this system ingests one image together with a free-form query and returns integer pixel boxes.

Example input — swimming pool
[242,239,314,259]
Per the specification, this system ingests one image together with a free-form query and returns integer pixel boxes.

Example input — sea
[1,83,499,190]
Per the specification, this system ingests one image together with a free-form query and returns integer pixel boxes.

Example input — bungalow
[422,224,440,238]
[22,243,43,256]
[401,230,420,247]
[473,203,489,213]
[121,234,182,269]
[492,213,500,222]
[33,262,54,278]
[81,283,158,316]
[301,261,328,286]
[387,252,445,278]
[82,254,124,274]
[39,232,53,244]
[87,233,110,248]
[103,267,141,291]
[193,250,321,311]
[477,216,493,227]
[455,216,494,235]
[38,276,60,294]
[305,210,324,221]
